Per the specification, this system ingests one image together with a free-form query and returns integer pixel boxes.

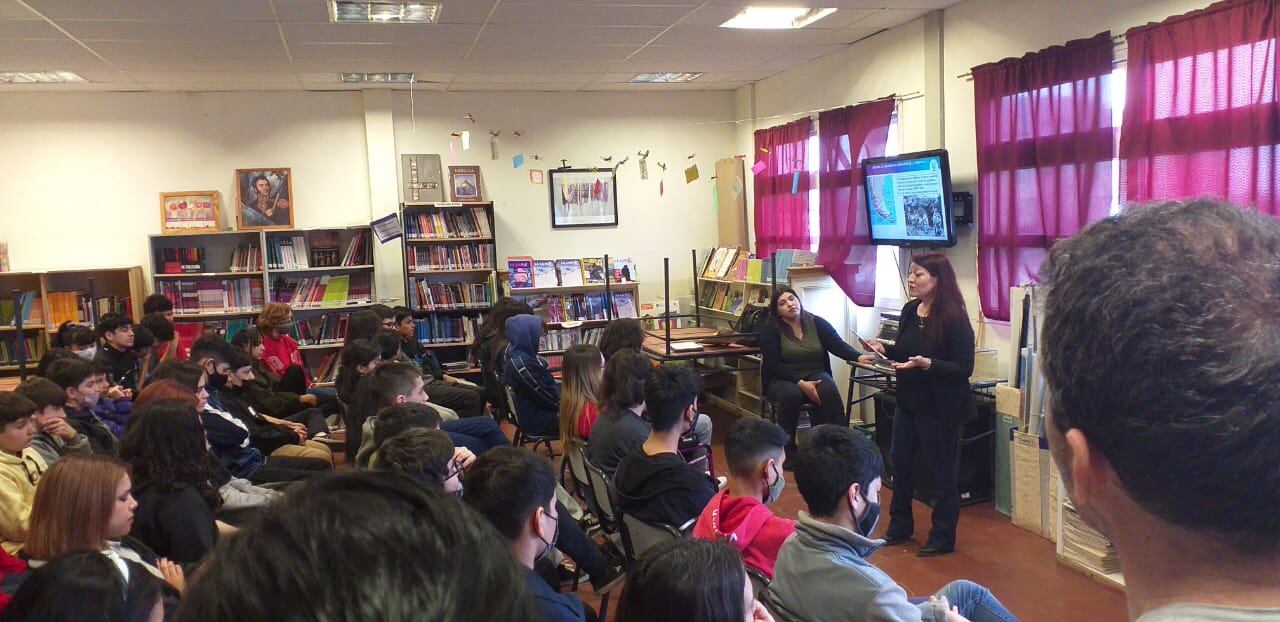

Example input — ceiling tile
[632,43,844,63]
[141,81,300,91]
[652,25,859,47]
[89,40,289,62]
[129,70,298,83]
[109,57,297,72]
[809,25,885,45]
[289,42,466,62]
[613,57,795,73]
[291,58,466,73]
[476,25,663,47]
[449,81,591,92]
[0,18,64,39]
[57,19,282,42]
[0,39,112,70]
[23,0,275,21]
[281,22,481,45]
[454,72,599,84]
[458,59,618,74]
[858,8,931,29]
[0,5,40,18]
[487,3,696,27]
[466,42,634,63]
[268,0,333,23]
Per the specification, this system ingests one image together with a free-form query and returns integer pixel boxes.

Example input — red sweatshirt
[261,332,310,386]
[692,489,796,579]
[0,548,28,611]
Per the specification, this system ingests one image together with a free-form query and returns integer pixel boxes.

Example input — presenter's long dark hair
[912,252,967,350]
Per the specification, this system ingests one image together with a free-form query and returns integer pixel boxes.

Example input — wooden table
[642,327,761,361]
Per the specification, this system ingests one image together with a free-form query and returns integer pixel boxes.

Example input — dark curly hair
[118,399,221,511]
[598,318,646,360]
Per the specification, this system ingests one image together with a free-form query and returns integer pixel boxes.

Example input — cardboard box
[1048,460,1061,542]
[1012,431,1051,538]
[995,383,1023,419]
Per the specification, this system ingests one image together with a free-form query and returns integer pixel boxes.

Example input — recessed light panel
[0,71,86,84]
[331,2,441,24]
[338,72,416,83]
[628,72,705,83]
[720,7,836,29]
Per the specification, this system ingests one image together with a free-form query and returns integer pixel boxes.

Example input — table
[641,327,761,362]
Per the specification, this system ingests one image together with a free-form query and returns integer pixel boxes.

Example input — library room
[0,0,1276,620]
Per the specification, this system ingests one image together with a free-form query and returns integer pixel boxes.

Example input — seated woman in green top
[758,287,864,461]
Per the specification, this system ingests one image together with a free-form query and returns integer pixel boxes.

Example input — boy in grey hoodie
[14,377,90,467]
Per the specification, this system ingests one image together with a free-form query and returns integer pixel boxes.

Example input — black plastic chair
[504,385,557,459]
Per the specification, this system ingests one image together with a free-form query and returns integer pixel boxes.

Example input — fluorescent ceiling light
[340,72,416,83]
[0,71,86,84]
[330,2,441,24]
[629,72,705,83]
[720,7,836,29]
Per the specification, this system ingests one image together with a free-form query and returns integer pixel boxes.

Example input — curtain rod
[696,91,920,126]
[956,34,1126,80]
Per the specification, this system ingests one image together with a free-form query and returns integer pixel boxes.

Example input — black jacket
[64,405,119,455]
[884,299,977,427]
[759,314,863,389]
[129,478,218,565]
[215,387,299,455]
[94,346,139,393]
[245,360,305,418]
[613,449,717,529]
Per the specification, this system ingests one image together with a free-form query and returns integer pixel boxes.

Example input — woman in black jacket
[760,286,863,460]
[862,252,976,558]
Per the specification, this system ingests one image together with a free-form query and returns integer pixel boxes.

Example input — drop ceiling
[0,0,960,92]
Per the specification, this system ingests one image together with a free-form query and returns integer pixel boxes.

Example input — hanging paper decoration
[461,130,471,151]
[660,179,664,197]
[657,161,667,197]
[614,156,629,172]
[513,130,524,138]
[731,176,743,199]
[465,113,476,123]
[601,155,613,163]
[751,161,767,175]
[512,153,525,169]
[791,170,801,194]
[685,164,699,184]
[489,131,500,160]
[687,153,696,159]
[637,150,650,180]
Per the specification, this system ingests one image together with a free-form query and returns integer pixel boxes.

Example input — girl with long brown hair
[861,252,977,557]
[558,344,604,443]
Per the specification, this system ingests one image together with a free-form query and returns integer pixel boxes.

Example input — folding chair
[504,385,557,458]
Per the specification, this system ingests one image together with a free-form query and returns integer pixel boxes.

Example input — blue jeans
[442,416,510,455]
[935,580,1018,622]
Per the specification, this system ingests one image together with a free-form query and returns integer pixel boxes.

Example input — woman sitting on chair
[759,287,863,462]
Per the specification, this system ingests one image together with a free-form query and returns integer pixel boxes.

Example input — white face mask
[75,347,97,361]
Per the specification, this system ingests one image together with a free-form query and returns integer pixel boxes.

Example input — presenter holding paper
[860,252,976,557]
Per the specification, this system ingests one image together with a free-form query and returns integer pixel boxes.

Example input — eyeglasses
[444,459,464,482]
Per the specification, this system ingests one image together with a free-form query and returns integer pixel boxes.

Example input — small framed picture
[448,165,484,202]
[549,168,618,228]
[160,191,221,234]
[529,169,545,185]
[235,168,294,230]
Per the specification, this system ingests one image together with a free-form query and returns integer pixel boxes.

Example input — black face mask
[854,491,881,537]
[207,372,228,391]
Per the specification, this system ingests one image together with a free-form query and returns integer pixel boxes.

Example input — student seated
[373,428,462,494]
[139,311,178,365]
[230,327,320,417]
[502,314,561,438]
[89,363,133,439]
[1,550,162,622]
[585,350,652,478]
[142,293,175,323]
[118,400,226,565]
[45,358,118,455]
[175,471,533,622]
[471,298,534,417]
[1039,199,1280,621]
[159,347,329,485]
[693,417,795,579]
[392,306,486,419]
[464,447,596,622]
[52,322,98,361]
[363,402,469,471]
[13,378,90,467]
[766,424,1016,622]
[617,538,774,622]
[559,343,603,443]
[26,454,186,603]
[333,339,383,409]
[0,393,46,555]
[0,548,28,610]
[217,349,332,465]
[93,312,140,394]
[613,365,718,530]
[346,363,508,464]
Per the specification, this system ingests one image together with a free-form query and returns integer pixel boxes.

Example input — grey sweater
[28,432,91,467]
[765,512,948,622]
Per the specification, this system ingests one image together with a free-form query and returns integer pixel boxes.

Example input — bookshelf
[499,264,641,356]
[1,267,146,378]
[401,202,498,375]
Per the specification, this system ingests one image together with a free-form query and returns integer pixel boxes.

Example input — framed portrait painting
[549,168,618,228]
[235,168,294,230]
[448,165,484,202]
[160,191,221,234]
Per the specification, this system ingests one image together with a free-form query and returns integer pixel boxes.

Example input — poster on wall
[549,168,618,229]
[402,154,445,203]
[235,168,293,230]
[448,165,484,202]
[159,190,221,234]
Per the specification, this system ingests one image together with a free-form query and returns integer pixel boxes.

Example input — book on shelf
[47,292,132,326]
[612,292,638,319]
[746,259,763,283]
[540,326,604,351]
[760,258,775,283]
[229,244,263,272]
[726,291,745,315]
[745,285,771,307]
[581,258,606,284]
[734,258,749,281]
[341,229,372,266]
[409,243,494,272]
[404,206,491,240]
[160,278,264,315]
[309,231,341,267]
[0,333,46,365]
[515,292,611,323]
[531,260,558,289]
[283,312,350,345]
[415,315,479,345]
[702,248,726,278]
[411,279,493,311]
[609,257,638,283]
[715,248,740,279]
[556,259,584,287]
[312,353,339,384]
[507,256,534,289]
[3,291,43,327]
[270,273,371,308]
[156,247,207,274]
[267,234,309,270]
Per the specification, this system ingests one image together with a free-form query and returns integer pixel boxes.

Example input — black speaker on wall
[952,191,974,226]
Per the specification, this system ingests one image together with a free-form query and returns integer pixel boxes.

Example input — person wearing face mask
[464,447,596,622]
[767,425,1016,622]
[53,322,99,362]
[692,417,795,580]
[613,365,719,531]
[46,358,118,455]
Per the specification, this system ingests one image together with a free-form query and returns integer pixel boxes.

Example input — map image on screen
[862,151,954,247]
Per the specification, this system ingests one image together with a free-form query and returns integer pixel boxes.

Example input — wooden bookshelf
[401,201,497,372]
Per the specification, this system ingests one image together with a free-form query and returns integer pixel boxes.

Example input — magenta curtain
[1120,0,1280,216]
[816,98,896,307]
[753,118,812,258]
[972,32,1115,321]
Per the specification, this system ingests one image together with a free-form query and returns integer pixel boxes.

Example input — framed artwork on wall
[235,168,293,230]
[549,168,618,228]
[529,169,545,184]
[448,165,484,202]
[159,191,221,234]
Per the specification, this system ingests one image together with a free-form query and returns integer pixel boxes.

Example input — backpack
[734,306,771,347]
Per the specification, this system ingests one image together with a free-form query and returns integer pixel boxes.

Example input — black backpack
[734,306,770,347]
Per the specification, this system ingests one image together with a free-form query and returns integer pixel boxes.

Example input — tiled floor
[570,409,1129,622]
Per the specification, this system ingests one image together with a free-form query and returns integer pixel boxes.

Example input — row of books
[159,279,264,315]
[508,256,638,289]
[313,353,339,384]
[405,206,493,240]
[265,230,372,270]
[1060,501,1121,575]
[171,319,252,360]
[410,279,494,311]
[47,292,132,326]
[269,274,373,308]
[700,247,817,283]
[1,292,43,327]
[0,334,46,365]
[265,234,311,270]
[156,247,207,274]
[414,315,480,345]
[408,243,495,272]
[540,327,604,352]
[517,291,638,323]
[698,282,771,315]
[283,312,350,345]
[230,244,263,272]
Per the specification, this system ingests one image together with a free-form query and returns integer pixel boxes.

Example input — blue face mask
[535,507,560,563]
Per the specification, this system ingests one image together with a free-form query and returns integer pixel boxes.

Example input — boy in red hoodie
[693,417,796,579]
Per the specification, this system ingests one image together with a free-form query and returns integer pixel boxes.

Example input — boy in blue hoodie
[501,314,560,438]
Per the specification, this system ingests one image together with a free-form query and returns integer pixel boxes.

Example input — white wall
[0,89,735,306]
